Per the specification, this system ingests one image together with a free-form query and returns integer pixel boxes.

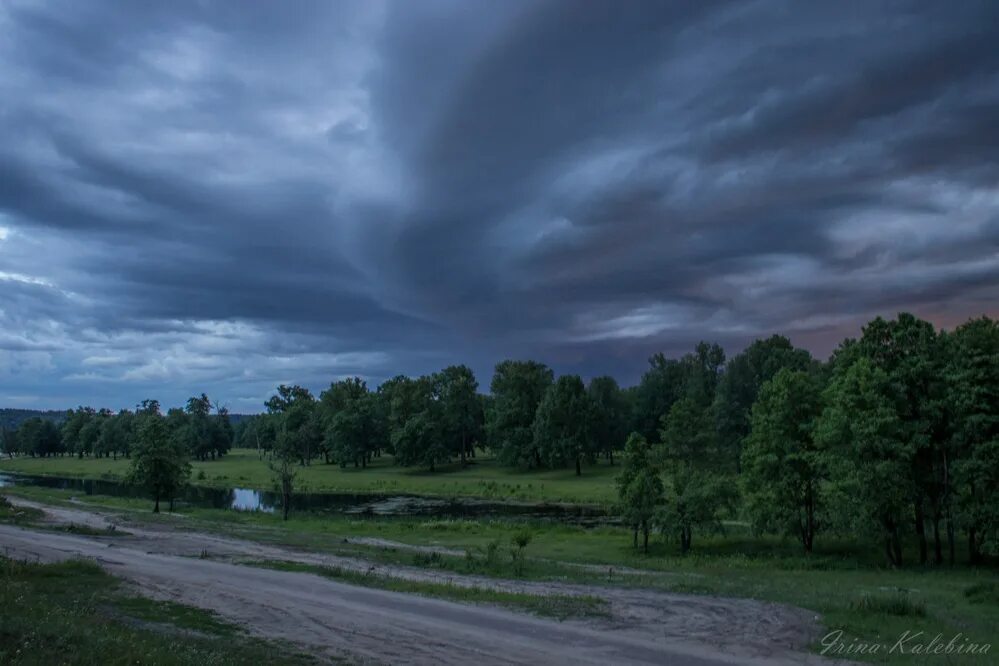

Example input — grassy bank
[0,556,322,666]
[0,448,618,504]
[6,485,998,664]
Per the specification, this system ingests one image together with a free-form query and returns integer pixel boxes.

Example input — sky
[1,0,997,412]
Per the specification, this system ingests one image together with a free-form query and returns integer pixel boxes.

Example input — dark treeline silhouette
[1,394,233,463]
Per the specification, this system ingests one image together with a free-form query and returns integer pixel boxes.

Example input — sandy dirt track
[0,499,835,665]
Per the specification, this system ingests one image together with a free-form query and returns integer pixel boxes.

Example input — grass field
[0,448,620,504]
[5,484,998,664]
[0,556,321,666]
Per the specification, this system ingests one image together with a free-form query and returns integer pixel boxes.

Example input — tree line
[1,395,234,463]
[1,312,996,565]
[617,314,998,567]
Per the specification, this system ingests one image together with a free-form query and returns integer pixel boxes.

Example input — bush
[849,592,927,617]
[964,581,999,606]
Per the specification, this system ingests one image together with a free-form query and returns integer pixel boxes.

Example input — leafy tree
[588,376,628,465]
[98,410,134,460]
[714,335,813,470]
[15,417,62,457]
[319,378,381,467]
[61,407,95,458]
[856,313,946,565]
[617,433,663,552]
[267,385,321,466]
[658,396,733,553]
[390,375,450,471]
[487,360,553,467]
[438,365,483,466]
[533,375,593,475]
[633,342,725,443]
[128,414,190,513]
[947,317,999,561]
[817,358,912,567]
[742,368,827,552]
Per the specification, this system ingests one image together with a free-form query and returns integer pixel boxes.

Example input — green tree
[438,365,482,466]
[532,375,593,475]
[128,414,190,513]
[320,377,380,468]
[714,335,813,470]
[633,342,725,444]
[61,407,95,458]
[487,360,553,467]
[267,385,321,466]
[390,375,450,471]
[817,358,912,567]
[947,316,999,561]
[742,368,827,552]
[856,313,946,565]
[658,396,733,553]
[588,376,628,465]
[617,433,663,553]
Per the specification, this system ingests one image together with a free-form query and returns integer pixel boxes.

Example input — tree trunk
[642,523,649,554]
[633,526,638,550]
[532,448,541,469]
[803,487,815,553]
[608,450,613,466]
[947,517,956,566]
[932,514,943,565]
[915,503,927,565]
[969,528,980,565]
[169,497,175,512]
[460,433,467,466]
[153,492,160,514]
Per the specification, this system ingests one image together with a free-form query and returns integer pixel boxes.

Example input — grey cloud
[0,0,997,409]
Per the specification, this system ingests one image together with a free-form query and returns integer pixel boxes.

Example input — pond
[0,472,615,526]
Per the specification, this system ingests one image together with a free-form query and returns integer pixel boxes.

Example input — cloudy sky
[1,0,997,411]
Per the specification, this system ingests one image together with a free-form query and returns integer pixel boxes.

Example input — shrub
[849,592,926,617]
[964,582,999,606]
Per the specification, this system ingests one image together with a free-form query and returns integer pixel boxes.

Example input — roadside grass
[246,559,609,620]
[0,494,43,525]
[6,485,999,664]
[0,556,321,666]
[0,448,620,504]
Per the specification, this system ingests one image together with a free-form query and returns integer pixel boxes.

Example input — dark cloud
[0,0,997,409]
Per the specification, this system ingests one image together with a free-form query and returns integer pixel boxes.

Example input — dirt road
[0,500,832,665]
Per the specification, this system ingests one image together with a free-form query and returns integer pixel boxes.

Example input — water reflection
[0,472,614,525]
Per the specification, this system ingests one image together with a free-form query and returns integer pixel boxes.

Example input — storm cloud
[1,0,997,410]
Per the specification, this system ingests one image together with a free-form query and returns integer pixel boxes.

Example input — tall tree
[320,377,380,468]
[742,368,827,552]
[714,335,813,470]
[128,414,190,513]
[617,432,663,553]
[439,365,482,466]
[390,375,449,471]
[947,316,999,562]
[657,396,733,553]
[588,376,628,465]
[856,313,945,565]
[487,360,554,467]
[267,385,321,466]
[532,375,593,476]
[817,357,912,567]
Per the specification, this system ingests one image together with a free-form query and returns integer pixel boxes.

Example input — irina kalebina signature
[820,629,992,657]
